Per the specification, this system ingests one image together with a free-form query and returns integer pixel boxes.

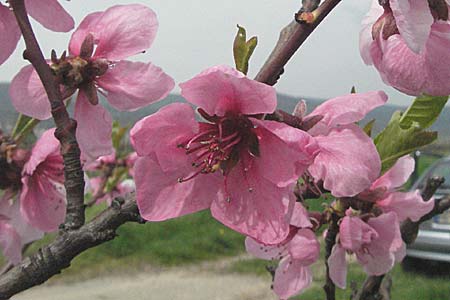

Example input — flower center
[177,113,259,183]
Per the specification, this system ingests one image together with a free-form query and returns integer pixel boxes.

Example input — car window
[417,161,450,190]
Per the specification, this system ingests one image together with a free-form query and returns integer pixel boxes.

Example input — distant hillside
[1,83,450,140]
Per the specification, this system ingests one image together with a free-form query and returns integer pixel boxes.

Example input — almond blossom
[360,0,450,96]
[300,91,387,197]
[245,203,320,299]
[20,128,66,232]
[328,211,405,289]
[0,0,74,65]
[130,65,319,244]
[9,4,175,161]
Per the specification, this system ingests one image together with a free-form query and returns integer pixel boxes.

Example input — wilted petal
[371,155,414,191]
[69,4,158,60]
[307,91,387,133]
[309,125,381,197]
[273,258,312,299]
[134,156,220,221]
[9,64,51,120]
[25,0,74,32]
[74,91,113,162]
[377,190,434,222]
[390,0,433,53]
[211,158,291,244]
[0,4,21,65]
[180,65,277,116]
[97,60,174,111]
[328,244,348,289]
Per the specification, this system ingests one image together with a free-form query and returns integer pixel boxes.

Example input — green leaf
[11,114,33,138]
[363,119,375,137]
[374,111,437,172]
[399,94,448,129]
[233,25,257,75]
[111,121,129,154]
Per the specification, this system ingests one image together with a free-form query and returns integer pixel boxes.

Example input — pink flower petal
[377,190,434,222]
[251,119,318,187]
[0,4,21,65]
[25,0,74,32]
[359,0,384,65]
[9,64,52,120]
[288,229,320,265]
[390,0,433,53]
[97,60,174,111]
[74,91,113,162]
[23,128,59,175]
[245,237,288,260]
[339,216,378,251]
[69,4,158,60]
[0,221,22,265]
[134,156,219,221]
[211,158,291,244]
[308,91,388,134]
[130,103,199,171]
[273,258,312,299]
[290,202,313,228]
[328,244,348,289]
[308,125,381,197]
[180,65,277,116]
[371,155,414,191]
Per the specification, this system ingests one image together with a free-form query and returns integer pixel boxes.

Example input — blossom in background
[360,155,434,222]
[9,4,175,161]
[245,203,320,299]
[0,0,74,65]
[360,0,450,96]
[20,128,66,232]
[300,91,387,197]
[328,211,405,289]
[131,65,319,244]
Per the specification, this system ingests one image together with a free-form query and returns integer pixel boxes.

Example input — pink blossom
[328,212,405,288]
[361,155,434,222]
[130,65,319,244]
[19,128,66,232]
[0,194,43,265]
[9,4,175,161]
[245,203,319,299]
[0,0,74,65]
[360,0,450,96]
[303,91,387,197]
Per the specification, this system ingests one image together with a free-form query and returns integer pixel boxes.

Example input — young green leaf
[399,94,448,129]
[375,111,437,172]
[363,119,375,137]
[233,25,257,75]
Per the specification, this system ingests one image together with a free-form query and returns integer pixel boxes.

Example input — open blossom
[360,155,434,222]
[9,4,175,161]
[131,65,319,244]
[328,211,405,289]
[20,128,66,232]
[246,203,319,299]
[360,0,450,96]
[300,91,387,197]
[0,195,43,265]
[0,0,74,65]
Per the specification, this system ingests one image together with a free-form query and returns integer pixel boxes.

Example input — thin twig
[10,0,85,230]
[324,213,340,300]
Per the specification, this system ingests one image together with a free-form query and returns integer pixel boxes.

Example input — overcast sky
[0,0,414,105]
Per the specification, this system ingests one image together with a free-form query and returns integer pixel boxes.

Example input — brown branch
[254,0,342,86]
[0,195,143,300]
[352,176,447,300]
[10,0,85,230]
[324,213,340,300]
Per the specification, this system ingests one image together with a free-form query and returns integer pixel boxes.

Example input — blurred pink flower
[0,0,74,65]
[9,4,175,161]
[131,65,319,244]
[360,0,450,96]
[245,203,319,299]
[361,155,434,222]
[20,128,66,232]
[303,91,387,197]
[328,212,405,288]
